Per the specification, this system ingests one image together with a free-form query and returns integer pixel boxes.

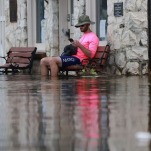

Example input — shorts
[60,56,81,68]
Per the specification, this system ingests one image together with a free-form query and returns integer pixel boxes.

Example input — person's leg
[40,56,62,77]
[49,57,62,77]
[40,57,50,76]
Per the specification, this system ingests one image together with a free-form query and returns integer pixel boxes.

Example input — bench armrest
[0,56,7,61]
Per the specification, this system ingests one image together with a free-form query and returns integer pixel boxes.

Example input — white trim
[86,0,96,33]
[59,0,68,53]
[86,0,107,46]
[99,41,107,46]
[27,0,36,47]
[27,1,45,52]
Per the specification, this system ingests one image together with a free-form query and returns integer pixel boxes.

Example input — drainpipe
[148,0,151,72]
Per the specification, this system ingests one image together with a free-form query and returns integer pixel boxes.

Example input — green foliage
[81,68,98,76]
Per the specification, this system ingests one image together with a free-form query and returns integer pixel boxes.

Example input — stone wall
[68,0,148,75]
[5,0,28,53]
[45,0,85,55]
[44,0,59,56]
[72,0,85,40]
[107,0,148,75]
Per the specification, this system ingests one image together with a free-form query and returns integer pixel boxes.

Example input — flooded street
[0,74,150,151]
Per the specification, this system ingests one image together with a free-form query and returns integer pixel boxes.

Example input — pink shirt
[73,32,99,61]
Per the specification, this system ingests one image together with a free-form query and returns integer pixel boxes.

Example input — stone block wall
[69,0,148,75]
[72,0,86,39]
[5,0,28,53]
[107,0,148,75]
[44,0,59,56]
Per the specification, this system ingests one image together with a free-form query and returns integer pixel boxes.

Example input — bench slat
[7,58,30,64]
[10,47,36,52]
[0,47,37,74]
[8,52,33,58]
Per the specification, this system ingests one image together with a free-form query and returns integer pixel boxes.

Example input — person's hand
[72,40,91,58]
[72,40,81,47]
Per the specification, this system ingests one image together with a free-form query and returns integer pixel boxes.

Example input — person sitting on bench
[40,15,99,77]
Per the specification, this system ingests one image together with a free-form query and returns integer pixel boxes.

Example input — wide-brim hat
[75,15,95,27]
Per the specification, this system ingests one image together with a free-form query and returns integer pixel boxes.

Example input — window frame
[86,0,107,46]
[96,0,107,41]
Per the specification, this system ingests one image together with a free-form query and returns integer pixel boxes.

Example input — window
[9,0,17,22]
[70,0,74,26]
[36,0,44,43]
[96,0,107,41]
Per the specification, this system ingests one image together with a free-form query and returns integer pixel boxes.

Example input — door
[27,0,45,52]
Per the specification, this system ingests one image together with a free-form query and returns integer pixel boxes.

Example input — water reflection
[61,78,110,151]
[0,75,110,151]
[108,76,150,151]
[0,77,60,151]
[0,75,151,151]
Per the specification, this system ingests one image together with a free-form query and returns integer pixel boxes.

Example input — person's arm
[72,40,92,58]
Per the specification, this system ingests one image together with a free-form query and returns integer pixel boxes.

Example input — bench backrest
[6,47,37,65]
[94,44,110,66]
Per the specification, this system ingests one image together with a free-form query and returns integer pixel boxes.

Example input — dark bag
[61,44,77,56]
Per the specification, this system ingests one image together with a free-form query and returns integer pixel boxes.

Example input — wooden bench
[0,47,37,74]
[60,44,110,76]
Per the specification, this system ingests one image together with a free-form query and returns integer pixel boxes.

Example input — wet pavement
[0,74,151,151]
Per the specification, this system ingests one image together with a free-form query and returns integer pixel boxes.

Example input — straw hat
[75,15,95,27]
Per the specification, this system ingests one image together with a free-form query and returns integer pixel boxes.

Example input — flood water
[0,74,151,151]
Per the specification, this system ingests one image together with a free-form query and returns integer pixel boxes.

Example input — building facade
[0,0,148,75]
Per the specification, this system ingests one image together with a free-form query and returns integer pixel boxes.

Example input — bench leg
[28,68,32,74]
[66,71,68,76]
[5,68,8,74]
